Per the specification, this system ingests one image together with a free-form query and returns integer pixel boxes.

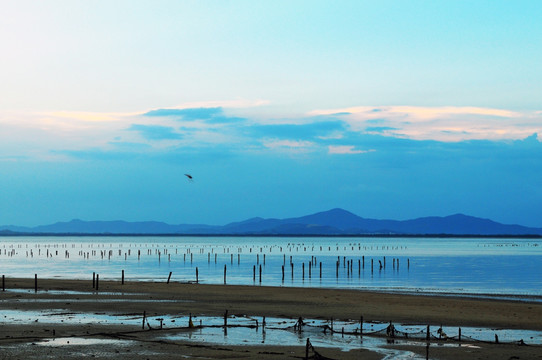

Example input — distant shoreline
[1,232,542,238]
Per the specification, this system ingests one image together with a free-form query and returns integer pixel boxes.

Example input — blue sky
[1,1,541,227]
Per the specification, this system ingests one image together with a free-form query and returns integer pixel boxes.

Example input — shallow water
[1,236,541,296]
[2,310,540,359]
[2,310,540,345]
[2,289,143,296]
[38,337,133,346]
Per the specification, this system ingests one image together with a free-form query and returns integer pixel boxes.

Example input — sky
[1,0,541,227]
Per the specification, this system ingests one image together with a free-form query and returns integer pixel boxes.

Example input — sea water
[0,236,540,297]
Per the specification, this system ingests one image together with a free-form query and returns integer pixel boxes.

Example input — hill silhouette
[1,208,541,236]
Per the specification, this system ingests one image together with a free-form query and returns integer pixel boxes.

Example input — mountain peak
[323,208,356,215]
[309,208,361,219]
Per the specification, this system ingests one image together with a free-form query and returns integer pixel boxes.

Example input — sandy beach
[1,278,541,359]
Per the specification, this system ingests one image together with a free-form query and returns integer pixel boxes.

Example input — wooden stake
[319,262,322,278]
[142,311,146,330]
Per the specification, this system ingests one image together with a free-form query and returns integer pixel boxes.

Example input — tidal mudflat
[1,277,541,359]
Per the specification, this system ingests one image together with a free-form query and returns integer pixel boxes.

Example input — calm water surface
[1,236,540,296]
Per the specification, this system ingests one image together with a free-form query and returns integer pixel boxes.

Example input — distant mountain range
[1,208,541,236]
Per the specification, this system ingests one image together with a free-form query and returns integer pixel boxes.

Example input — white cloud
[328,146,374,155]
[262,139,315,153]
[3,103,540,163]
[310,106,542,142]
[0,102,259,161]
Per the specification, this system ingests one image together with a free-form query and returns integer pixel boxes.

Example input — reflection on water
[3,310,538,359]
[2,311,541,345]
[38,337,132,346]
[0,236,541,295]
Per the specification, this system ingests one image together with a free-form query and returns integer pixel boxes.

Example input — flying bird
[184,174,193,182]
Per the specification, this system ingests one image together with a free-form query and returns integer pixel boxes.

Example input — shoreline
[5,276,542,303]
[2,277,542,330]
[375,289,542,304]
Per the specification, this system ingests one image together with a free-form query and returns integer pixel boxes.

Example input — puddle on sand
[3,298,188,303]
[38,337,133,346]
[31,337,216,359]
[160,324,423,359]
[153,315,542,359]
[2,289,144,296]
[2,310,541,345]
[0,309,140,326]
[2,311,540,359]
[1,289,193,303]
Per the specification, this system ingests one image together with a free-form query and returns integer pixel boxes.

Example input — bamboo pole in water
[319,262,322,278]
[142,311,146,330]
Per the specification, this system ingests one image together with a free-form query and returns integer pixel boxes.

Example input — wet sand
[1,277,541,359]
